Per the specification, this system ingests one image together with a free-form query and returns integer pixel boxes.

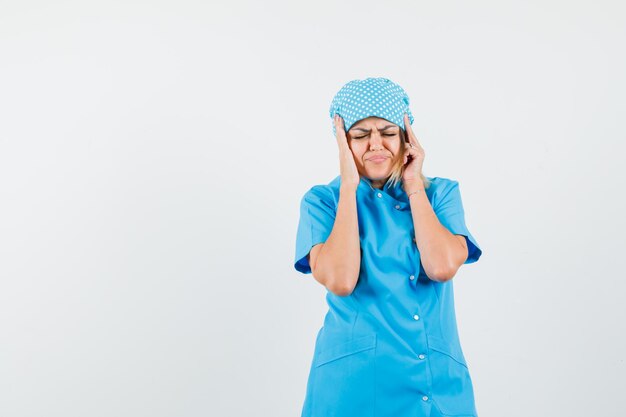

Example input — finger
[403,147,415,165]
[403,114,416,142]
[403,113,421,146]
[334,114,348,143]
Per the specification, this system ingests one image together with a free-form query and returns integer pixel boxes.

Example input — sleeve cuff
[443,212,483,264]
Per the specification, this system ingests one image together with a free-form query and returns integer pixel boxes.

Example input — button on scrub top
[294,175,483,417]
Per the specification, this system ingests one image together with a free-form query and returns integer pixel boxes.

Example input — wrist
[403,178,424,194]
[340,184,358,195]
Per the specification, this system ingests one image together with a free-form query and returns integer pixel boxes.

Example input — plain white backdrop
[1,1,625,416]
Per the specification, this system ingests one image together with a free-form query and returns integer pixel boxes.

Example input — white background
[1,1,625,416]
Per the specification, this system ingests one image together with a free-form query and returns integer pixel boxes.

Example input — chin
[364,169,392,180]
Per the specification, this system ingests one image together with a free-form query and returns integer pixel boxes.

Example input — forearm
[315,185,361,295]
[405,180,463,282]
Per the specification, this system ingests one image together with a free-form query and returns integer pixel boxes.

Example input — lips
[368,156,389,162]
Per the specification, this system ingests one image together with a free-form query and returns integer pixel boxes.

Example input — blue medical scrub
[294,175,483,417]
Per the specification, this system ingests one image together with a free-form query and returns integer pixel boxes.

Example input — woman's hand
[334,114,360,190]
[402,113,425,187]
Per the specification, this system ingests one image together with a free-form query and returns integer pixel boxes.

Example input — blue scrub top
[294,175,483,417]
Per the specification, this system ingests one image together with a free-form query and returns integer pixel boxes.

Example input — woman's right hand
[334,114,360,190]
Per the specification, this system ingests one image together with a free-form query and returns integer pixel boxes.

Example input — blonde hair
[386,128,431,190]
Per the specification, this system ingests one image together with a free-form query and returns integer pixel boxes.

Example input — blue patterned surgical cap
[329,77,414,137]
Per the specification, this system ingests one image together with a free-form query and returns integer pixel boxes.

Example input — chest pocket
[427,336,477,416]
[312,334,377,417]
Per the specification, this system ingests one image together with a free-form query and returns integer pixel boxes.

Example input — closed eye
[354,134,396,139]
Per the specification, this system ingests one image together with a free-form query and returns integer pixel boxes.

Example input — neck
[371,179,385,189]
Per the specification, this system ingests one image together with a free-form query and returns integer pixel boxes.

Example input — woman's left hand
[402,113,425,184]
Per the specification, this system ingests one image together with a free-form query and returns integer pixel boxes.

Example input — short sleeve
[433,179,483,264]
[294,186,337,274]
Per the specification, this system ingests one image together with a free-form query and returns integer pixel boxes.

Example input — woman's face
[347,116,404,181]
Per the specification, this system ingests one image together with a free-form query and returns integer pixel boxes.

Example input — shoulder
[300,176,340,208]
[426,176,462,209]
[426,176,459,193]
[427,175,458,186]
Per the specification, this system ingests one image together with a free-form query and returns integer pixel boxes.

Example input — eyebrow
[350,125,398,133]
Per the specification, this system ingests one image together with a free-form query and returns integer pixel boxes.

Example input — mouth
[368,156,389,163]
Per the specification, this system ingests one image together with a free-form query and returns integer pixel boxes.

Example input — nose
[368,131,384,149]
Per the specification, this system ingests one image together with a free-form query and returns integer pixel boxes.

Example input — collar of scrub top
[358,176,411,210]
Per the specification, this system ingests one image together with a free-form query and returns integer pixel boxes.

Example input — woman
[294,77,483,417]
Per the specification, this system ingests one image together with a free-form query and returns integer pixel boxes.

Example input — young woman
[294,77,483,417]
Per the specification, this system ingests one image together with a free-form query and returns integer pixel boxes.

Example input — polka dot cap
[329,77,414,137]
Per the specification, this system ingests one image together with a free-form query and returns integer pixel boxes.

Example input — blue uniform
[294,175,483,417]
